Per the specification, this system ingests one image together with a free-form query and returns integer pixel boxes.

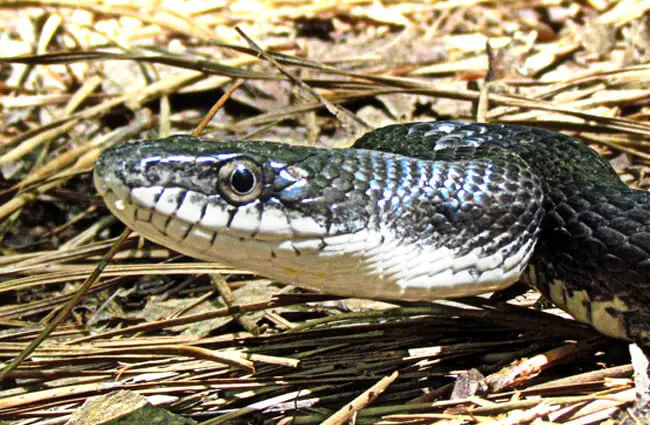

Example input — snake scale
[94,121,650,345]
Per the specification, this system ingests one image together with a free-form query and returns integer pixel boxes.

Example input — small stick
[321,371,399,425]
[193,79,245,137]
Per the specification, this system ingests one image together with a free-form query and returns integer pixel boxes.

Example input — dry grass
[0,1,650,424]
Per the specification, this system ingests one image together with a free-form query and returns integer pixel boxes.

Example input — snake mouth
[97,186,253,262]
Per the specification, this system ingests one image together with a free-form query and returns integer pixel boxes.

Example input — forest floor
[1,1,650,424]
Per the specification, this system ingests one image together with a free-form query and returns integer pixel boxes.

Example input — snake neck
[355,122,650,343]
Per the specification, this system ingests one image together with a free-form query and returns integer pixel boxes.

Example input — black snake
[93,121,650,345]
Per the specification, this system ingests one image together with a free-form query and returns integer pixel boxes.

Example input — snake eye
[217,158,263,204]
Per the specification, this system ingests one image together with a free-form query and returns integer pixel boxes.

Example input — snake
[93,121,650,345]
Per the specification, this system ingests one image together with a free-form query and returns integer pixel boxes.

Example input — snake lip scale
[94,121,650,345]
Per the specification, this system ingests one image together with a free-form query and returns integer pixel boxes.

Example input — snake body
[94,121,650,344]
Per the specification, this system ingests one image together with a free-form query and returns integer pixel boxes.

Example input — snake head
[94,135,334,245]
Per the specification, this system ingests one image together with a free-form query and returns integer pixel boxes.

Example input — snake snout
[93,144,132,202]
[94,138,220,202]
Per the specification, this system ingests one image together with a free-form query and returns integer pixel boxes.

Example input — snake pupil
[231,166,255,194]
